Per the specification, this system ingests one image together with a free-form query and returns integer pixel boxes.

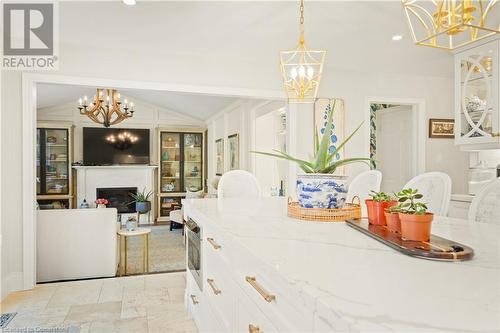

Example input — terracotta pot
[365,200,398,226]
[399,213,434,241]
[384,211,401,234]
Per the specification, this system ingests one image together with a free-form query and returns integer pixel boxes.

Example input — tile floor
[0,272,197,333]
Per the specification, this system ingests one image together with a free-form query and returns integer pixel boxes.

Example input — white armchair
[170,190,204,233]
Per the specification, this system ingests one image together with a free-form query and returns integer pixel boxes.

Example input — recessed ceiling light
[123,0,136,5]
[392,35,403,41]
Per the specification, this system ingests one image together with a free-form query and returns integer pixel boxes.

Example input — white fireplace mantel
[73,165,158,170]
[73,165,157,223]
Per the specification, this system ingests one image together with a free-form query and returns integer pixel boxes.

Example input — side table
[117,228,151,276]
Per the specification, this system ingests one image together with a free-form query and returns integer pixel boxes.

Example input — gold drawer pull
[190,294,199,305]
[207,237,221,250]
[245,276,276,303]
[249,324,261,333]
[207,278,222,295]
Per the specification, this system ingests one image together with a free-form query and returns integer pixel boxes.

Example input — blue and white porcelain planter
[296,174,348,209]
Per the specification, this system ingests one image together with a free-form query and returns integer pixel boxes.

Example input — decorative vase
[80,199,90,209]
[384,211,401,233]
[296,174,348,209]
[399,213,434,241]
[162,151,169,161]
[366,200,397,225]
[136,201,151,214]
[97,204,106,208]
[126,219,136,231]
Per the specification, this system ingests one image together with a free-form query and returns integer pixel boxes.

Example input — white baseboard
[1,271,24,301]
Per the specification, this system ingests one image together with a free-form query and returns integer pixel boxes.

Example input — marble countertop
[185,197,499,332]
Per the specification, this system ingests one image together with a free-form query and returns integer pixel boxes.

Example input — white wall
[205,100,253,193]
[0,5,470,299]
[1,72,24,299]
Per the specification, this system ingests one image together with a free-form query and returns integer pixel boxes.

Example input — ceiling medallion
[77,88,134,127]
[402,0,499,50]
[280,0,326,103]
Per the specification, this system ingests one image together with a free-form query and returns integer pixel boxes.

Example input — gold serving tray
[346,218,474,261]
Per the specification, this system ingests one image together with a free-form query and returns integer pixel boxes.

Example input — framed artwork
[429,118,455,138]
[215,138,224,176]
[314,98,345,174]
[228,134,239,170]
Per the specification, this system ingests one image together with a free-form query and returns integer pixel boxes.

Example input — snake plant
[251,100,372,174]
[129,188,152,203]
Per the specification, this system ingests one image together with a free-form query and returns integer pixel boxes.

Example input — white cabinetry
[455,38,500,150]
[186,222,312,332]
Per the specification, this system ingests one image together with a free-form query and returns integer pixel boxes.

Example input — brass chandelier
[402,0,499,50]
[77,88,134,127]
[280,0,326,103]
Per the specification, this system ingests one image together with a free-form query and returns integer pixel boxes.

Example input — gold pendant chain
[299,0,305,45]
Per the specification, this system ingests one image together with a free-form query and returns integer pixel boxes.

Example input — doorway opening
[369,102,421,194]
[251,102,288,197]
[27,77,281,287]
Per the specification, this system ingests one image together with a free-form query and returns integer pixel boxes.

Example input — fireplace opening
[96,187,137,213]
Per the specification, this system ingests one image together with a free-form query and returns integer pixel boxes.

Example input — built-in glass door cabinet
[157,129,204,221]
[455,39,500,150]
[36,123,73,209]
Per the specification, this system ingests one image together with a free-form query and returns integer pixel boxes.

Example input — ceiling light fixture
[122,0,136,6]
[392,35,403,41]
[280,0,326,103]
[77,88,134,127]
[402,0,499,50]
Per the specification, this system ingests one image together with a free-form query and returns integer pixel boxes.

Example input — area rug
[119,225,185,275]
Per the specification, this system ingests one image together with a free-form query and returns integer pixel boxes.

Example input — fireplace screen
[96,187,137,213]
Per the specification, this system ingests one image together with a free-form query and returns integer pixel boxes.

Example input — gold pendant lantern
[77,88,134,127]
[402,0,499,50]
[280,0,326,103]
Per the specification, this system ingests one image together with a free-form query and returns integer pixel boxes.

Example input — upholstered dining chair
[403,172,452,216]
[468,178,500,224]
[217,170,261,199]
[346,170,382,216]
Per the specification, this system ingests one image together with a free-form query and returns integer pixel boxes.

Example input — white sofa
[37,208,118,282]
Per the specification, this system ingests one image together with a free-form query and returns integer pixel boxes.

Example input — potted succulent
[95,198,108,208]
[129,188,153,214]
[365,191,397,226]
[384,204,402,234]
[252,100,372,209]
[396,188,433,241]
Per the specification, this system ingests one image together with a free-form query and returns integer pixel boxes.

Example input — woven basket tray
[288,197,361,222]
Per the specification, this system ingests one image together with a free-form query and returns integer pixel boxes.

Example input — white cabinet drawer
[203,226,232,267]
[236,287,279,333]
[233,250,314,331]
[204,270,237,332]
[187,272,225,333]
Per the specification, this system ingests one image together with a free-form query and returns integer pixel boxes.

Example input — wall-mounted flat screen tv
[83,127,150,165]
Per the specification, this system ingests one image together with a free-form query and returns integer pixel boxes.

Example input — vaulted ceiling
[36,83,240,120]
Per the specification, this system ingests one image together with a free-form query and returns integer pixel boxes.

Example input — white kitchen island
[183,197,499,333]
